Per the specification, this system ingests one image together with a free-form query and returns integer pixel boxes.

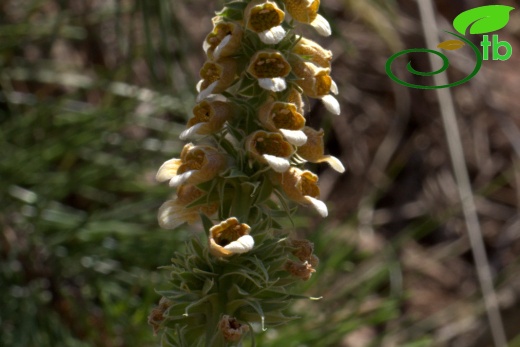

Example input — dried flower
[284,259,316,280]
[219,315,250,342]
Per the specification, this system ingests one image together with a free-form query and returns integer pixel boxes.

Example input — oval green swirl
[385,31,483,89]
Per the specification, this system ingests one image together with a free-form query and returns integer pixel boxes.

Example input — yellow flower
[258,101,307,146]
[277,167,328,217]
[203,20,243,60]
[292,36,332,68]
[283,0,331,36]
[290,58,340,115]
[245,130,294,172]
[209,217,254,257]
[197,58,237,101]
[157,184,218,229]
[245,0,286,44]
[156,143,226,187]
[297,126,345,172]
[247,50,291,92]
[180,98,233,140]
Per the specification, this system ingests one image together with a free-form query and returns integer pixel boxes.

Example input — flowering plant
[149,1,344,345]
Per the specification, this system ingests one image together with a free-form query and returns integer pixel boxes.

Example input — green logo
[385,5,515,89]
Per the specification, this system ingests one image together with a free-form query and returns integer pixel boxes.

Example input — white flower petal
[317,155,345,173]
[202,40,211,53]
[279,129,308,146]
[258,26,286,44]
[156,158,181,182]
[258,77,286,92]
[196,79,204,92]
[180,123,205,141]
[224,235,254,254]
[157,200,186,229]
[304,196,328,217]
[321,94,340,115]
[311,14,331,36]
[169,171,194,187]
[330,79,339,95]
[197,81,218,102]
[213,35,231,59]
[263,154,290,172]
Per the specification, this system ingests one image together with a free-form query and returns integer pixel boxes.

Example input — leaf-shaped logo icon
[453,5,515,35]
[437,40,465,50]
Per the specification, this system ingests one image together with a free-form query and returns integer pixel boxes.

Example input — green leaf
[453,5,515,35]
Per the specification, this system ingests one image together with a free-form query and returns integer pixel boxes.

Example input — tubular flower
[156,143,227,187]
[297,126,345,172]
[258,101,307,146]
[209,217,254,257]
[292,36,332,68]
[197,58,237,101]
[278,167,328,217]
[203,20,243,59]
[283,0,331,36]
[247,50,291,92]
[157,184,218,229]
[245,0,286,44]
[291,58,340,115]
[180,98,233,140]
[246,130,294,172]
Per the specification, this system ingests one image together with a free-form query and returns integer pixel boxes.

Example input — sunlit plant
[149,1,344,345]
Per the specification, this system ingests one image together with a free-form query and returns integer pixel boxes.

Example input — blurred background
[1,0,520,346]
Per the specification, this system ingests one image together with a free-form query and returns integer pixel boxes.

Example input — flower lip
[209,217,254,257]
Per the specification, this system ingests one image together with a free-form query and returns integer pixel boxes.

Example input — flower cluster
[150,1,344,345]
